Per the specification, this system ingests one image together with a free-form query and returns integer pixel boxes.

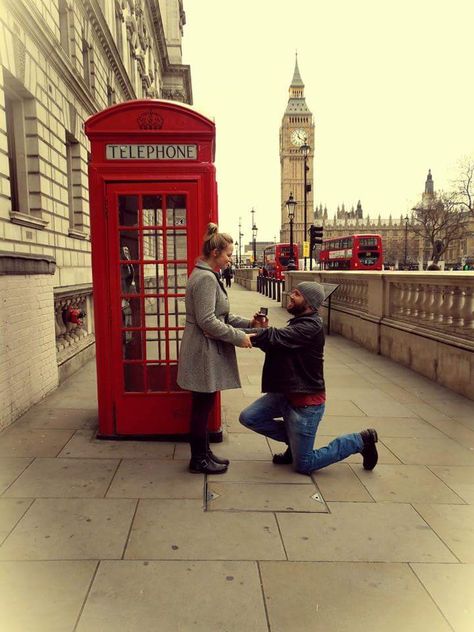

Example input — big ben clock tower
[280,55,314,252]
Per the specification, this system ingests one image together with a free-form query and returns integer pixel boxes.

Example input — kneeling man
[240,282,378,474]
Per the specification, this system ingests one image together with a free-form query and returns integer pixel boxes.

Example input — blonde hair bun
[204,223,219,240]
[201,223,233,258]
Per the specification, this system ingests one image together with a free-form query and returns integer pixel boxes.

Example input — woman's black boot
[189,456,228,474]
[208,449,230,466]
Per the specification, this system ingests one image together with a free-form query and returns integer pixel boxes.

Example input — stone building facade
[0,0,191,430]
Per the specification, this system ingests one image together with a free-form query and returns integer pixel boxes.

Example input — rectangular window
[115,2,123,57]
[59,0,70,55]
[4,91,29,215]
[65,132,88,236]
[5,95,19,212]
[82,36,91,88]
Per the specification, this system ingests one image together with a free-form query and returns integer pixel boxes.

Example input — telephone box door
[108,182,199,435]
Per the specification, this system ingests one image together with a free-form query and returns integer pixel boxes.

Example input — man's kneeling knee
[239,410,250,428]
[293,460,313,476]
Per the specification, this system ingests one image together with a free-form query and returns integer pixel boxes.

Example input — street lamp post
[251,207,257,267]
[404,214,409,269]
[301,141,310,270]
[238,217,243,267]
[286,192,297,271]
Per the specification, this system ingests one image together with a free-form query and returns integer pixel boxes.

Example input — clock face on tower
[291,129,307,146]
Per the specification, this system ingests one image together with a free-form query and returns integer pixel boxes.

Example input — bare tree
[452,156,474,215]
[412,192,469,264]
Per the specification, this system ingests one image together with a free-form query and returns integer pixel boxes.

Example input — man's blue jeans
[239,393,364,475]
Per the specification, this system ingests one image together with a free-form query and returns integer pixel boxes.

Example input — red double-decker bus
[263,243,299,279]
[319,234,383,270]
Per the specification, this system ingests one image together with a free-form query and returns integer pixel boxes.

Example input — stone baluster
[423,285,437,321]
[351,280,359,307]
[441,286,454,325]
[395,282,407,316]
[450,286,465,328]
[361,282,368,311]
[404,284,416,317]
[413,283,426,319]
[460,286,474,329]
[55,299,69,349]
[402,282,414,316]
[430,285,444,324]
[434,286,450,325]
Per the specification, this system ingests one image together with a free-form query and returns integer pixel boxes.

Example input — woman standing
[177,224,256,474]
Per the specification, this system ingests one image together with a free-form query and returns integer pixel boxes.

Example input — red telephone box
[85,100,221,439]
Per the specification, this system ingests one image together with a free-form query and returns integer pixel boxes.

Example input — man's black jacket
[251,312,325,394]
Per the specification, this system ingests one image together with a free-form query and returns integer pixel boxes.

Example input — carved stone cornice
[84,0,136,99]
[145,0,193,104]
[6,0,97,114]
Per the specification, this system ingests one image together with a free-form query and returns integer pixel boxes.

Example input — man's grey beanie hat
[296,282,325,310]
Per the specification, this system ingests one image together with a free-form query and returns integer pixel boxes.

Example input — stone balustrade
[54,285,95,381]
[234,267,259,291]
[278,271,474,399]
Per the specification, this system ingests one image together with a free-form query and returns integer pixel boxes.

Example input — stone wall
[0,256,58,430]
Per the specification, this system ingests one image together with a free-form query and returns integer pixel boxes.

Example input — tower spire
[286,55,309,113]
[425,169,434,195]
[291,52,304,88]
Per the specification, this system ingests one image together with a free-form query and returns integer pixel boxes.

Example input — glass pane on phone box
[122,330,142,360]
[143,263,164,293]
[120,264,139,294]
[119,195,138,227]
[166,195,186,226]
[145,331,167,361]
[147,364,168,392]
[166,232,187,260]
[124,364,144,392]
[142,230,164,260]
[167,330,183,361]
[167,297,186,327]
[119,232,139,260]
[167,263,188,291]
[144,297,165,328]
[143,195,163,226]
[121,297,141,328]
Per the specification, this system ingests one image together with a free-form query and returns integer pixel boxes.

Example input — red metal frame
[85,100,222,439]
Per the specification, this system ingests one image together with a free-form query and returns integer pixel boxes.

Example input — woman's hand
[240,333,255,348]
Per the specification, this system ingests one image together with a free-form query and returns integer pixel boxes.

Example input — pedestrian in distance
[177,223,263,475]
[239,281,379,475]
[222,262,233,288]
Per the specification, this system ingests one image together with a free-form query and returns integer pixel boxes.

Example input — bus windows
[319,234,383,270]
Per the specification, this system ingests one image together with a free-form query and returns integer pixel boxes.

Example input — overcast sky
[182,0,473,242]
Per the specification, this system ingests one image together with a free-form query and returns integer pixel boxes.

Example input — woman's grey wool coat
[177,260,251,392]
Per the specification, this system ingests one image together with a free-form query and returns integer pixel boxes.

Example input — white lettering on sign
[106,144,198,160]
[328,249,353,259]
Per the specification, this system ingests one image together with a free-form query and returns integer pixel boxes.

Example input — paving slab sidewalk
[0,282,473,631]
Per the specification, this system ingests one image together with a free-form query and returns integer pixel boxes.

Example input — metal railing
[257,275,285,302]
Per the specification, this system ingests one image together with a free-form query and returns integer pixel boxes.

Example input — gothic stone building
[0,0,191,430]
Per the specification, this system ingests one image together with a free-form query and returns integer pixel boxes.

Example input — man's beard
[287,302,307,315]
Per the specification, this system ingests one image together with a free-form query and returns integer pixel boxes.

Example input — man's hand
[250,313,269,328]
